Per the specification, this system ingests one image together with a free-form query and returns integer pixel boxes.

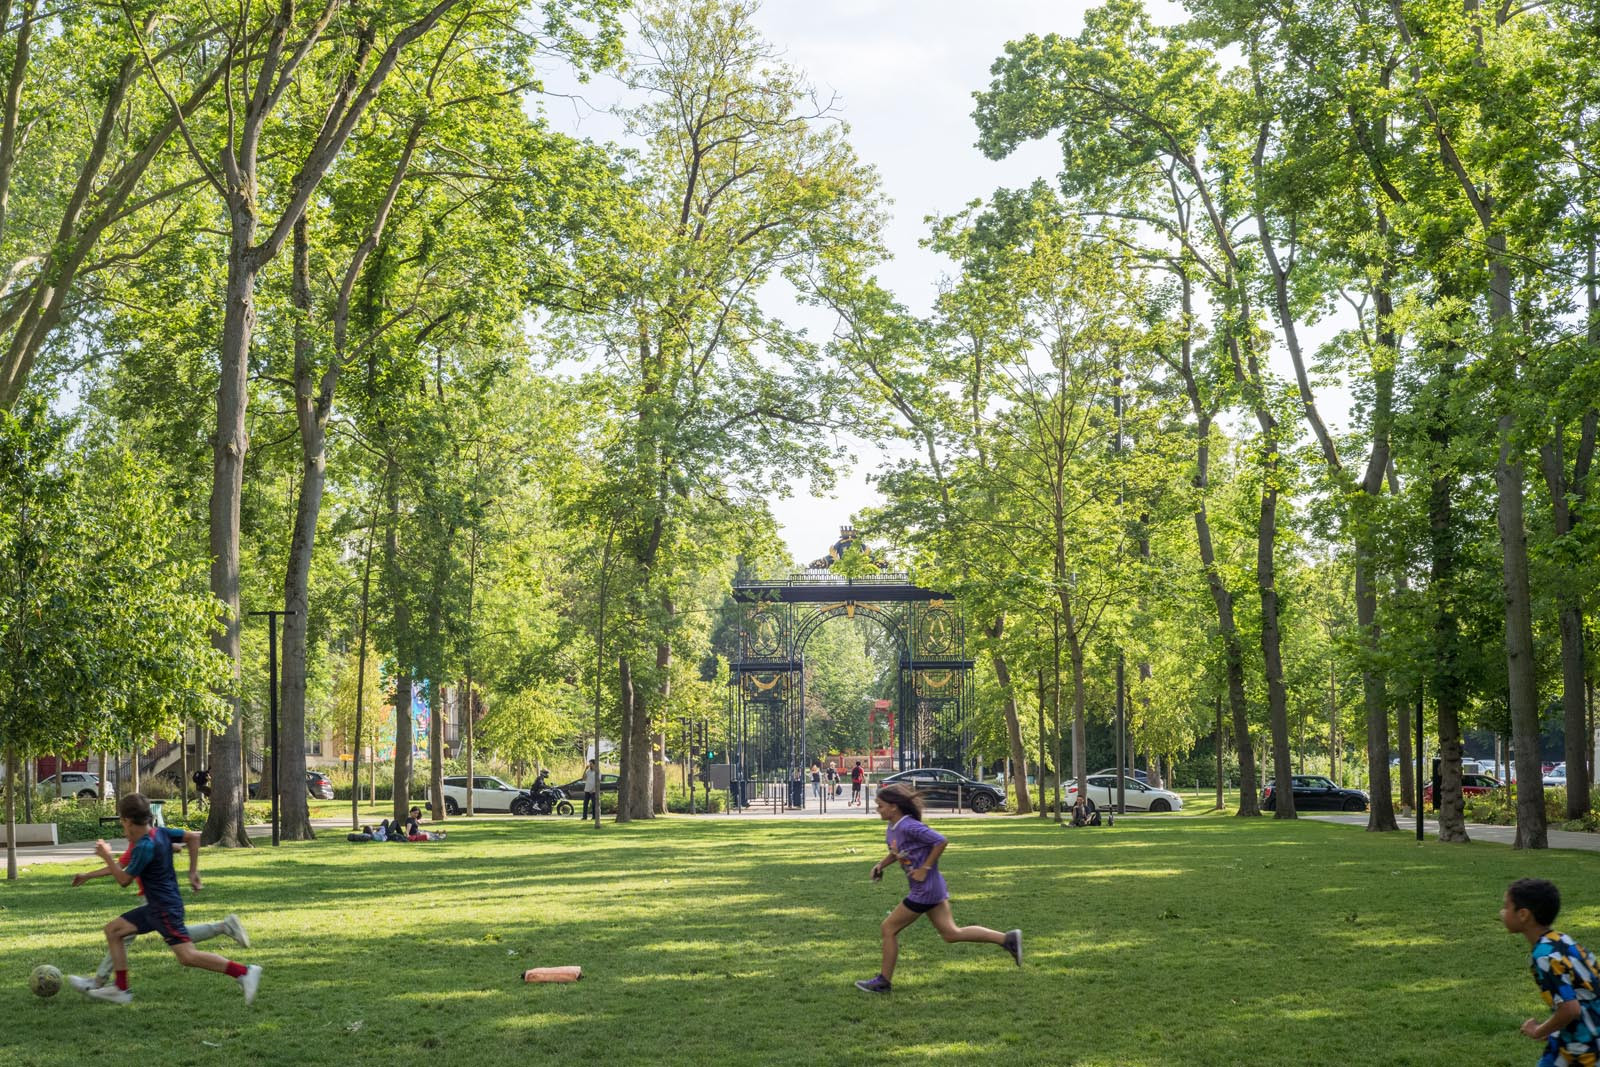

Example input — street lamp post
[247,610,293,847]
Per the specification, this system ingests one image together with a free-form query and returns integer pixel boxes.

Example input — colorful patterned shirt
[1530,930,1600,1066]
[886,816,948,906]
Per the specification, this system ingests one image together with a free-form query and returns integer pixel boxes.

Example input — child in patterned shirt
[1502,878,1599,1066]
[854,783,1021,994]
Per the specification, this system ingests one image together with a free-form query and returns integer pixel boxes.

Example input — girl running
[855,782,1021,993]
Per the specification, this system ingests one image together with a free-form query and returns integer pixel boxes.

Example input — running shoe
[66,974,100,993]
[239,964,262,1005]
[1004,929,1023,967]
[86,984,132,1004]
[854,974,892,994]
[222,913,251,948]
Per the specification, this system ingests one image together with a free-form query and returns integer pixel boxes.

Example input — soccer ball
[30,964,62,998]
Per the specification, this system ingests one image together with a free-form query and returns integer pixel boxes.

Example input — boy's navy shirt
[122,827,188,914]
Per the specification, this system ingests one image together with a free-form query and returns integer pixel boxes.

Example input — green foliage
[0,400,231,761]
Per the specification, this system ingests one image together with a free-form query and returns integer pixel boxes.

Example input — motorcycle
[511,783,573,817]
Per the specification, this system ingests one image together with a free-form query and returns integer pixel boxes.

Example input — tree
[0,399,229,877]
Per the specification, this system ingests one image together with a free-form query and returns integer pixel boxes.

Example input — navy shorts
[123,904,191,946]
[902,896,946,914]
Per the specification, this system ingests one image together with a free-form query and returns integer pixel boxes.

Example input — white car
[433,775,527,815]
[1543,764,1568,788]
[1066,774,1184,813]
[36,771,114,801]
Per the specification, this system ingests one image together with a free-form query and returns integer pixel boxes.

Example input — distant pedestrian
[191,767,210,805]
[850,761,864,806]
[581,759,599,821]
[1501,878,1599,1065]
[810,762,822,800]
[854,783,1021,994]
[825,763,839,798]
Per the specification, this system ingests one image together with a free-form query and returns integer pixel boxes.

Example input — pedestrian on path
[581,759,599,821]
[851,761,864,806]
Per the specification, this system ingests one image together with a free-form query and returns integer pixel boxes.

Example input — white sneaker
[239,964,262,1005]
[86,984,132,1004]
[223,914,251,948]
[66,974,100,993]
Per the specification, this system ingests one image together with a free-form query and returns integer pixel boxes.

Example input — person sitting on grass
[78,793,260,1005]
[1501,877,1600,1066]
[1071,795,1101,827]
[854,783,1022,994]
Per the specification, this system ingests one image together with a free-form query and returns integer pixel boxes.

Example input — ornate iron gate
[727,551,974,807]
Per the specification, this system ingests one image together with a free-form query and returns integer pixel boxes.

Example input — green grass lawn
[3,814,1598,1066]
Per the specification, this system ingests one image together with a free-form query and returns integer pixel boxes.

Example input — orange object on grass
[523,966,582,983]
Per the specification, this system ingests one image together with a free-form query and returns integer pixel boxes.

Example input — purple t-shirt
[886,816,948,905]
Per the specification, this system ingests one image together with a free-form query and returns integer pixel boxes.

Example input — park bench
[0,823,59,846]
[98,799,166,832]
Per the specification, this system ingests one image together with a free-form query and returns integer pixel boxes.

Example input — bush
[1462,787,1600,832]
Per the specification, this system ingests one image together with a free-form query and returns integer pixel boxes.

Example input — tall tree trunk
[278,218,319,841]
[616,656,636,823]
[203,236,257,848]
[1356,551,1397,831]
[1427,357,1471,841]
[1539,405,1596,819]
[1498,413,1547,848]
[429,685,445,826]
[393,675,413,825]
[1173,274,1257,815]
[4,746,17,880]
[1258,453,1295,820]
[986,617,1031,814]
[652,600,671,815]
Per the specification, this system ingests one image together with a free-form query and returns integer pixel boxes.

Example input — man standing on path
[581,759,598,821]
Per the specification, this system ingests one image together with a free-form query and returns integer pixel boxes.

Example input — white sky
[542,0,1348,566]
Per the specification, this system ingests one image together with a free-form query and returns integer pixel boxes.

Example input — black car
[1261,774,1369,812]
[556,772,619,796]
[879,768,1006,813]
[249,770,335,801]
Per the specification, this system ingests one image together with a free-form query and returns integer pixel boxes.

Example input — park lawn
[3,816,1598,1067]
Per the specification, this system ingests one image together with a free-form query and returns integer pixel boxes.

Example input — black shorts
[902,896,946,914]
[123,904,191,946]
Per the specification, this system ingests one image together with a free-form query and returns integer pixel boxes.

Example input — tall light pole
[247,609,293,847]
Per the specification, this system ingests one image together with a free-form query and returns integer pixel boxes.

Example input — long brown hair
[876,783,923,821]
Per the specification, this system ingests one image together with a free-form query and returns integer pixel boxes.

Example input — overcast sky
[542,1,1337,567]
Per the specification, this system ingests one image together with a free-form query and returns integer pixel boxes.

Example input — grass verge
[3,815,1597,1066]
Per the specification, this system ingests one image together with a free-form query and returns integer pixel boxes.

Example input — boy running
[855,783,1020,994]
[80,793,261,1005]
[1502,878,1599,1065]
[67,837,250,994]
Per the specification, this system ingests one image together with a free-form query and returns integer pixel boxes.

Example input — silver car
[1068,774,1184,812]
[36,771,114,801]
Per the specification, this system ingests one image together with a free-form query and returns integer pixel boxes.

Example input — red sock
[114,970,128,991]
[224,961,247,979]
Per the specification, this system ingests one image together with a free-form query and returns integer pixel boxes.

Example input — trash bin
[788,778,805,809]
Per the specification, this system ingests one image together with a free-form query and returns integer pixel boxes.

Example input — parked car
[1422,773,1502,806]
[428,775,527,816]
[249,770,336,800]
[556,772,620,796]
[1543,764,1568,788]
[1066,775,1184,812]
[1261,775,1369,812]
[35,771,113,801]
[878,768,1006,813]
[1091,766,1150,784]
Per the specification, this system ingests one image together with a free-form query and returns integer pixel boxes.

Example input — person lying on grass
[77,793,260,1006]
[855,782,1021,994]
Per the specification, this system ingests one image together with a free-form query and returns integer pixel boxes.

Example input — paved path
[1304,813,1600,853]
[13,808,1595,869]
